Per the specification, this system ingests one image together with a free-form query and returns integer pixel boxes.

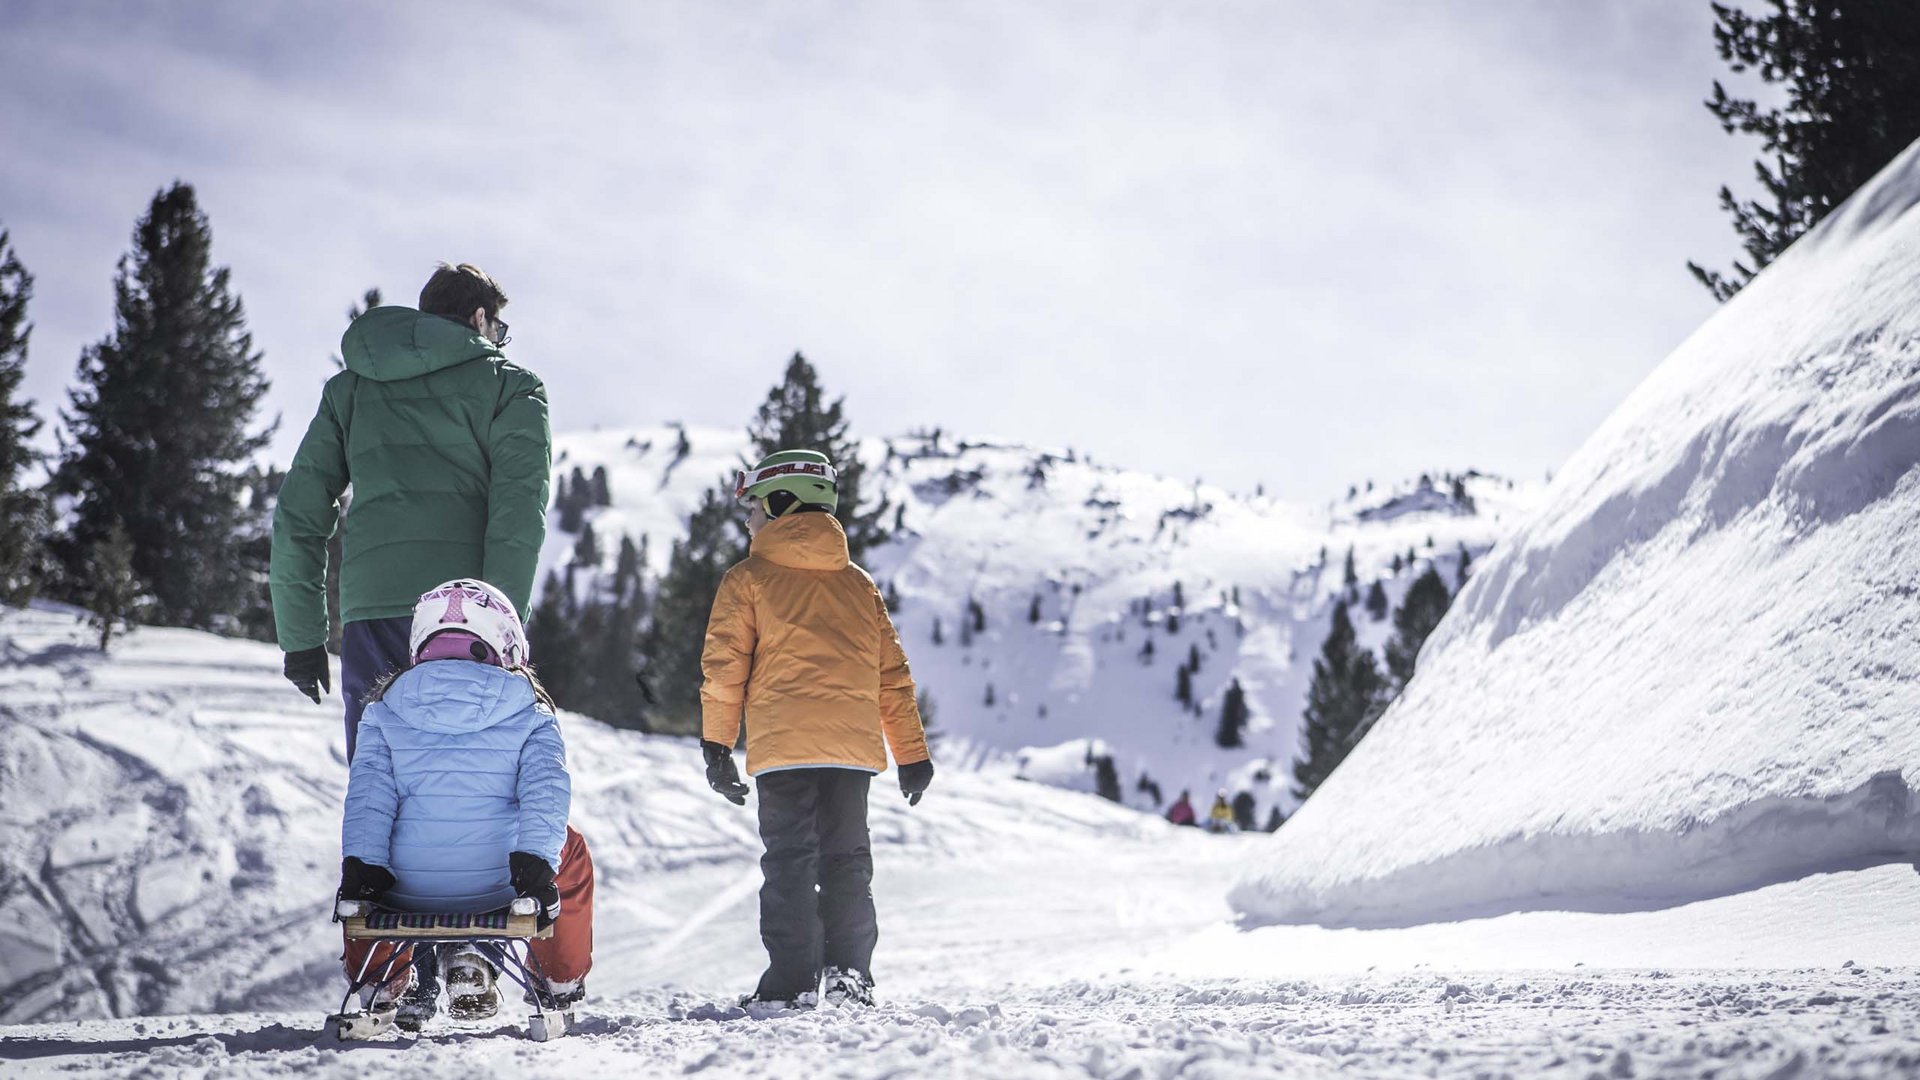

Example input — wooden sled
[327,897,575,1042]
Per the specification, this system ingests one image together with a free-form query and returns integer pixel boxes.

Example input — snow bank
[1231,140,1920,927]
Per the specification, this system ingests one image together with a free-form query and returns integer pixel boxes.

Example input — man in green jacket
[269,263,551,758]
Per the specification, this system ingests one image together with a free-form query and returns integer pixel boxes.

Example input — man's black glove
[702,740,750,805]
[284,646,330,704]
[509,851,561,929]
[338,856,395,903]
[898,759,934,806]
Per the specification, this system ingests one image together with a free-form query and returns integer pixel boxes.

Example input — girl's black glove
[338,856,395,902]
[898,759,935,806]
[509,851,561,929]
[702,740,750,805]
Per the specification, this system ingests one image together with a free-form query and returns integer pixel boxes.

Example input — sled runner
[327,897,575,1042]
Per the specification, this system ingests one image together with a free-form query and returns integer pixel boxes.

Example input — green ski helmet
[734,449,839,517]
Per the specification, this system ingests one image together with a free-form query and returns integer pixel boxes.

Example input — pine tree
[1264,806,1286,832]
[548,530,652,728]
[1093,753,1122,803]
[1187,643,1202,672]
[969,597,986,634]
[1385,565,1453,688]
[1456,542,1474,589]
[572,520,601,568]
[932,616,945,645]
[1175,663,1193,707]
[1364,579,1389,622]
[556,473,586,533]
[0,227,49,606]
[1231,791,1257,831]
[745,352,889,560]
[884,579,901,613]
[591,465,612,507]
[51,184,273,632]
[1342,546,1357,593]
[1028,594,1042,624]
[917,689,941,750]
[1215,677,1250,748]
[86,521,140,650]
[1390,552,1403,575]
[1292,600,1386,800]
[1691,1,1920,300]
[528,569,582,706]
[984,682,996,707]
[641,489,743,734]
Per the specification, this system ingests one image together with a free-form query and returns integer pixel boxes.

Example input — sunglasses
[489,316,511,347]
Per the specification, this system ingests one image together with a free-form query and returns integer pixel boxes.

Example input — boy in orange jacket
[699,449,933,1009]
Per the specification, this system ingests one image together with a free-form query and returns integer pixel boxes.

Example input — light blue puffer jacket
[342,660,570,913]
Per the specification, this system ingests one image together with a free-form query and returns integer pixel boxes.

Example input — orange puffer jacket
[700,511,930,776]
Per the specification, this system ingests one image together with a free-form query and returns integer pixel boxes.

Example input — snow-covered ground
[1232,140,1920,930]
[546,424,1538,823]
[9,607,1920,1077]
[10,965,1920,1079]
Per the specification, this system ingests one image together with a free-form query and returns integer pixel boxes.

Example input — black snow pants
[753,768,877,1000]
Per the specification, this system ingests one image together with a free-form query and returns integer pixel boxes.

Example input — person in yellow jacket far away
[1207,791,1236,834]
[698,449,934,1011]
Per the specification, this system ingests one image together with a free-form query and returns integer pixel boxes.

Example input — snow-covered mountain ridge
[1232,140,1920,927]
[540,427,1540,822]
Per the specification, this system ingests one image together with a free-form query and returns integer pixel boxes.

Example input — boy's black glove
[898,759,935,806]
[701,740,750,805]
[509,851,561,929]
[284,646,330,704]
[338,856,395,903]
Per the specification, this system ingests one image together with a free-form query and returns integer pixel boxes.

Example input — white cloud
[0,0,1757,499]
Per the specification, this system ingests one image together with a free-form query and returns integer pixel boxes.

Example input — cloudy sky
[1,1,1763,501]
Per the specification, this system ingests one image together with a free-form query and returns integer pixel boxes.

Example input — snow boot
[524,977,586,1011]
[394,953,440,1033]
[739,989,819,1011]
[821,966,874,1007]
[441,947,500,1021]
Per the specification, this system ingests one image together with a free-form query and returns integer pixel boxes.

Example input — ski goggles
[734,461,839,505]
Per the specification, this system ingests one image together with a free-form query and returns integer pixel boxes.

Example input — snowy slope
[1232,141,1920,928]
[13,600,1920,1079]
[0,605,1246,1025]
[543,427,1537,823]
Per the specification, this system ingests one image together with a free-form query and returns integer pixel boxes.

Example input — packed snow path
[6,968,1920,1079]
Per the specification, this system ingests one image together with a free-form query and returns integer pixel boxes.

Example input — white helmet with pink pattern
[409,578,528,668]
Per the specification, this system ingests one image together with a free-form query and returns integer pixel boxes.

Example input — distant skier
[1166,790,1197,827]
[270,263,550,760]
[698,450,934,1010]
[1206,791,1235,834]
[336,579,594,1030]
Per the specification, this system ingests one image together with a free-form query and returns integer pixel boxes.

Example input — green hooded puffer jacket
[269,306,550,652]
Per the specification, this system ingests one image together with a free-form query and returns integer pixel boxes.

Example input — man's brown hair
[418,263,508,321]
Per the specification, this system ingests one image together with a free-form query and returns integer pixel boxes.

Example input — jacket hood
[751,511,850,571]
[341,306,503,382]
[381,661,539,735]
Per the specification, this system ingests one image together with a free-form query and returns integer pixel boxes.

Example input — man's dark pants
[754,768,878,1000]
[341,616,413,761]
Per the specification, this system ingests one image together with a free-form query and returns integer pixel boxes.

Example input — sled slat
[343,913,543,940]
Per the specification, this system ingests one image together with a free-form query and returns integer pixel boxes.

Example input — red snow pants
[342,825,597,987]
